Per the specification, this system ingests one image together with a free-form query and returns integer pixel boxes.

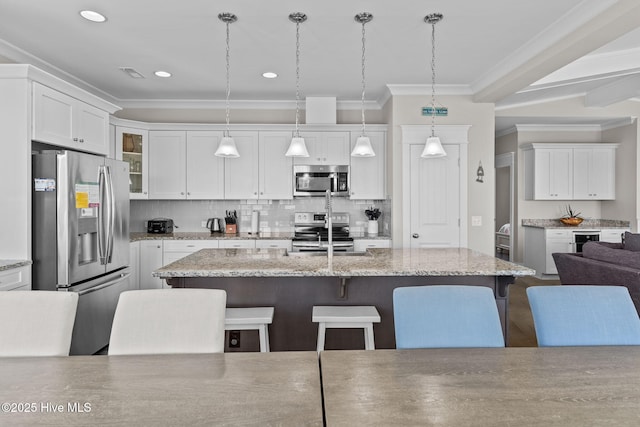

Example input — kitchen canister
[251,211,259,234]
[367,220,379,237]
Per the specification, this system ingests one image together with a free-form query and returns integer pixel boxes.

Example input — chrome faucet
[325,189,333,271]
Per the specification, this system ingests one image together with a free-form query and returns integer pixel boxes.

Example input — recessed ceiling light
[262,72,278,79]
[79,10,107,23]
[154,71,172,78]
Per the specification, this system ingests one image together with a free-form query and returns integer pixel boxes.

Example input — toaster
[147,218,174,234]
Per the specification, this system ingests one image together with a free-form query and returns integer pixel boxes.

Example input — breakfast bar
[155,248,534,351]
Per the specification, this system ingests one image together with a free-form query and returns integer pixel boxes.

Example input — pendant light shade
[352,136,375,157]
[215,12,239,158]
[422,13,446,159]
[286,12,309,157]
[421,136,446,158]
[215,136,240,158]
[352,12,375,157]
[285,137,309,157]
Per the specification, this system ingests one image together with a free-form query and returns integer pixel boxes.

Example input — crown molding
[386,84,473,97]
[515,123,603,133]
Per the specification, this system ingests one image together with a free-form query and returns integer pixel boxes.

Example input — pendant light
[285,12,310,157]
[421,13,447,158]
[351,12,375,157]
[215,12,240,158]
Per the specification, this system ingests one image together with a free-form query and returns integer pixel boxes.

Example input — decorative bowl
[560,217,583,226]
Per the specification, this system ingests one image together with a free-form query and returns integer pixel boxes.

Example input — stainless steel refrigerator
[32,150,133,355]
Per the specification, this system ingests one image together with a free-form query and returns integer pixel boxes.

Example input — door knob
[412,233,419,238]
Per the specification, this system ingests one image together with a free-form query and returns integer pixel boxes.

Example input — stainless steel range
[292,212,353,252]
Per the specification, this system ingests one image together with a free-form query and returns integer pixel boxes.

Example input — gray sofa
[553,241,640,315]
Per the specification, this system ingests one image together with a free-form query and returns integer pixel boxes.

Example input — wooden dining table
[321,347,640,426]
[0,351,323,426]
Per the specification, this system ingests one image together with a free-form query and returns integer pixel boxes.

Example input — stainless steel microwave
[293,165,349,197]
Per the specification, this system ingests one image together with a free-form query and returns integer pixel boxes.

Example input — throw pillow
[583,241,640,269]
[624,232,640,251]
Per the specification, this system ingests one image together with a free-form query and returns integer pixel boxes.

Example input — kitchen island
[154,248,534,351]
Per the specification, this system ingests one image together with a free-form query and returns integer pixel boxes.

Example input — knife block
[225,224,237,234]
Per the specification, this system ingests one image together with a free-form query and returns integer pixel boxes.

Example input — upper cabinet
[258,132,293,200]
[523,143,618,201]
[33,82,109,155]
[293,131,350,165]
[223,132,260,200]
[116,126,149,199]
[349,131,386,200]
[148,130,225,200]
[573,147,615,200]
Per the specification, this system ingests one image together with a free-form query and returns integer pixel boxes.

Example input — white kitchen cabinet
[163,240,220,264]
[0,265,31,291]
[116,126,149,199]
[354,239,391,252]
[224,132,261,199]
[219,240,256,249]
[601,228,629,243]
[259,132,293,200]
[186,131,225,199]
[523,145,573,200]
[255,240,293,250]
[139,240,166,289]
[524,228,572,275]
[148,131,225,200]
[293,132,350,166]
[573,147,616,200]
[523,143,618,201]
[33,82,109,155]
[129,241,140,290]
[349,131,386,200]
[148,131,187,199]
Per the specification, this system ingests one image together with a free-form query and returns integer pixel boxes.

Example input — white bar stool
[225,307,274,352]
[312,306,381,352]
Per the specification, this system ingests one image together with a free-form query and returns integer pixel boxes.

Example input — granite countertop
[522,219,631,229]
[130,231,391,242]
[130,231,295,242]
[154,248,534,278]
[0,259,32,272]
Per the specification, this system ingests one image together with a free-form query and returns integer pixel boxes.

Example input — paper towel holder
[250,210,260,235]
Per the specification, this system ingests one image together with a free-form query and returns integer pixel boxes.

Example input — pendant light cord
[295,19,301,138]
[361,19,366,137]
[225,19,231,138]
[430,20,436,138]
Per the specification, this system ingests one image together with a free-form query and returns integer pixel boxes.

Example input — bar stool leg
[317,322,326,353]
[258,324,269,353]
[364,323,375,350]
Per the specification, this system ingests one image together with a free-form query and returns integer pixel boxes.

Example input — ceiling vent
[119,67,145,79]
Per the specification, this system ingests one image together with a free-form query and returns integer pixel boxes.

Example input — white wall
[389,95,495,254]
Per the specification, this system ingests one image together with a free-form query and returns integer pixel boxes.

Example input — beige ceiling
[1,0,640,113]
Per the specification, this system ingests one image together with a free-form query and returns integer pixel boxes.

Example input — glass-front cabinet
[116,126,149,199]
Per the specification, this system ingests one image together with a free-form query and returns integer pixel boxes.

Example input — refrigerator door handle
[104,165,116,263]
[76,272,131,296]
[98,165,108,265]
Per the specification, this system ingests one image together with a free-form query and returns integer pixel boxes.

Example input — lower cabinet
[255,240,293,251]
[0,265,31,291]
[139,240,166,289]
[354,239,391,252]
[219,240,256,249]
[129,241,140,290]
[163,240,220,264]
[524,228,572,275]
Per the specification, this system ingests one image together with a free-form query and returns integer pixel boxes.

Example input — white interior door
[409,144,460,248]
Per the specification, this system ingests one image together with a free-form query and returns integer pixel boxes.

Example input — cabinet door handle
[73,137,78,142]
[79,138,84,143]
[412,233,419,239]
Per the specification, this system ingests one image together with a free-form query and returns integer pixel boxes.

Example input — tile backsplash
[130,198,391,235]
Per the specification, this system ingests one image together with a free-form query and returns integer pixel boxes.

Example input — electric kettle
[206,218,222,233]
